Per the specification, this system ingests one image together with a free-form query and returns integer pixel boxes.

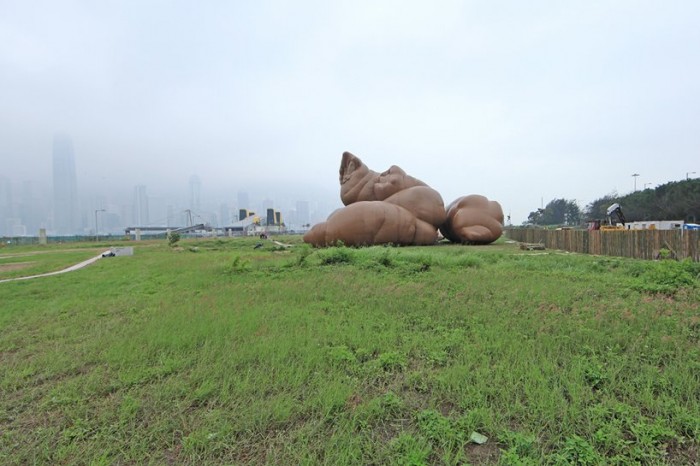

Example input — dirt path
[0,251,110,284]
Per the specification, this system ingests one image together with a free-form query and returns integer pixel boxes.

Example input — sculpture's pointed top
[339,151,366,185]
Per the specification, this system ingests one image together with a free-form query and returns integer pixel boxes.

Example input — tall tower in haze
[189,175,201,212]
[296,200,310,226]
[237,191,249,211]
[133,185,149,226]
[52,134,79,234]
[0,176,12,236]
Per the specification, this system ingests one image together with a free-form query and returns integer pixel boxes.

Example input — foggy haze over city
[1,1,699,236]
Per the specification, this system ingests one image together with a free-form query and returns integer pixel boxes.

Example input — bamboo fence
[506,229,700,261]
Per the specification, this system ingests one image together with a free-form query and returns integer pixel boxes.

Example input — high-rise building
[52,134,79,234]
[133,185,149,226]
[219,203,231,226]
[189,175,201,212]
[20,180,46,234]
[237,191,249,211]
[262,198,274,212]
[0,176,13,236]
[296,200,310,227]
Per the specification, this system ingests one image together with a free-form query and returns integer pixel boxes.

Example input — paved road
[0,251,110,284]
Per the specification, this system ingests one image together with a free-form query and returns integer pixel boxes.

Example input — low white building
[625,220,684,230]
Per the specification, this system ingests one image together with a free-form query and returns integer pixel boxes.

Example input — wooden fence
[506,228,700,262]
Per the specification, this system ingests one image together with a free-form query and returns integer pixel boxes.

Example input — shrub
[318,247,353,265]
[632,260,698,295]
[167,232,181,247]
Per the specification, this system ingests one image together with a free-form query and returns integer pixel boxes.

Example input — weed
[318,247,353,265]
[295,244,312,266]
[354,392,405,428]
[453,254,484,268]
[499,431,538,465]
[554,435,601,465]
[390,433,432,466]
[327,345,357,367]
[631,259,698,294]
[416,409,456,444]
[376,248,395,268]
[377,351,407,372]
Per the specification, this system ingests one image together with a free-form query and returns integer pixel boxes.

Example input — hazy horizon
[2,1,699,232]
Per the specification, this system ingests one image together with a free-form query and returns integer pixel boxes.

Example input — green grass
[0,246,108,280]
[0,237,698,464]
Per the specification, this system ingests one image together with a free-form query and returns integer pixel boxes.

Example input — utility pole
[632,173,640,191]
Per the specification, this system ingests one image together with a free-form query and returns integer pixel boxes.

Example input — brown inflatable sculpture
[440,195,504,245]
[303,152,504,247]
[304,152,446,246]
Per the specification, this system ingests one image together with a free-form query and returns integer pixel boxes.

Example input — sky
[1,0,699,224]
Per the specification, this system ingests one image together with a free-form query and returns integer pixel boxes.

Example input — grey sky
[2,0,699,223]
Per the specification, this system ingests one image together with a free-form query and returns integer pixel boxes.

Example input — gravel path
[0,251,110,284]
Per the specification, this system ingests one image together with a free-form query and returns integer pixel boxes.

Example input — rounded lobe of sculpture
[302,201,438,247]
[384,186,447,227]
[374,165,426,200]
[440,195,504,244]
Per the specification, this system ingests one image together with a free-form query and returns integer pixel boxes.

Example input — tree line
[525,179,700,226]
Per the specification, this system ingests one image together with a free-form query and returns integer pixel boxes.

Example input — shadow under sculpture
[303,152,447,246]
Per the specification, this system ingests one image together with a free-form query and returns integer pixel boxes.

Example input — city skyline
[2,2,698,229]
[52,134,79,235]
[1,134,339,236]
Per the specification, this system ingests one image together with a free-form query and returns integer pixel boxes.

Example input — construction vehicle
[587,203,626,231]
[602,203,626,230]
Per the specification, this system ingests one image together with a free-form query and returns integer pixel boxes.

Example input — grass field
[1,237,698,465]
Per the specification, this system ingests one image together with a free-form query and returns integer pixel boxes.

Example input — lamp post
[632,173,640,191]
[687,171,696,180]
[95,209,105,242]
[644,183,651,190]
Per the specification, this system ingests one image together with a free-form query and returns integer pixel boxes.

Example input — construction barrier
[506,228,700,262]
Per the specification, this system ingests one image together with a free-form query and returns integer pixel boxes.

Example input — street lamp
[632,173,640,191]
[687,171,696,180]
[644,183,651,190]
[95,209,105,242]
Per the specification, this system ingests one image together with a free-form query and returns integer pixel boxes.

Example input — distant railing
[0,234,126,246]
[506,228,700,261]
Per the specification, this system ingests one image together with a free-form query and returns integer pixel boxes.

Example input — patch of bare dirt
[0,262,32,272]
[464,441,502,465]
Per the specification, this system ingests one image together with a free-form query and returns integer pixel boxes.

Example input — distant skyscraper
[237,191,249,210]
[20,180,45,234]
[133,185,149,226]
[52,135,79,234]
[219,203,231,226]
[0,176,13,236]
[296,200,310,226]
[263,198,273,210]
[189,175,201,212]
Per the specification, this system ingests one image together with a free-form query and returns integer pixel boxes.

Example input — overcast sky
[1,0,699,223]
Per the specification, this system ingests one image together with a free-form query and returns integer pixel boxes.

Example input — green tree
[527,199,581,226]
[585,179,700,223]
